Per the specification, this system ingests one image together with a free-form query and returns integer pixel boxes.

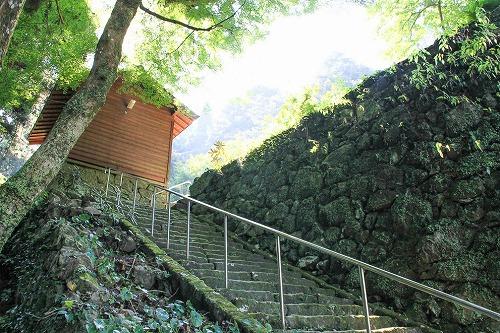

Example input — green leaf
[63,300,75,309]
[155,308,169,322]
[214,324,223,333]
[93,319,105,330]
[119,287,133,301]
[190,308,203,328]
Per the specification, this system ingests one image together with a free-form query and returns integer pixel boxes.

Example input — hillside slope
[190,8,500,333]
[0,189,243,333]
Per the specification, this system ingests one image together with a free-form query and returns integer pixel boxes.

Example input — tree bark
[0,0,27,67]
[0,77,53,177]
[0,0,141,251]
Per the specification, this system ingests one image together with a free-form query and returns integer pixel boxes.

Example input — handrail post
[166,192,171,249]
[117,172,123,205]
[224,215,228,288]
[105,168,111,197]
[132,178,138,215]
[276,235,286,330]
[359,266,372,333]
[186,200,191,260]
[151,187,156,236]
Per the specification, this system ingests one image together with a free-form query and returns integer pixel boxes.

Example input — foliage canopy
[370,0,497,60]
[0,0,97,126]
[134,0,318,93]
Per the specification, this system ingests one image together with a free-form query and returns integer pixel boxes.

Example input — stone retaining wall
[56,163,170,207]
[189,16,500,333]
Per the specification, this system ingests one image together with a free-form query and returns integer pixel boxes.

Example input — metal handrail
[102,168,500,331]
[149,181,191,237]
[168,181,192,191]
[163,188,500,322]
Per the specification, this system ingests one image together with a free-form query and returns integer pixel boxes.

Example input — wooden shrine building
[28,79,197,185]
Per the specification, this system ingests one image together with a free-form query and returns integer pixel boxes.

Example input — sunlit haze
[179,4,390,115]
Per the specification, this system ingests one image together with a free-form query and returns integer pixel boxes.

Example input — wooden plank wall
[28,91,74,145]
[68,84,174,184]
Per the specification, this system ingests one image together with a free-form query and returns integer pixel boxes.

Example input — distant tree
[0,0,320,251]
[209,141,227,170]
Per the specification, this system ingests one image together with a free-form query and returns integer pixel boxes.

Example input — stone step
[232,298,364,317]
[201,277,311,294]
[136,220,220,238]
[145,227,224,241]
[213,260,294,273]
[157,239,267,260]
[162,247,276,267]
[276,328,422,333]
[251,313,398,331]
[191,269,317,287]
[137,213,209,224]
[218,289,353,305]
[152,239,247,255]
[141,231,228,247]
[150,240,275,267]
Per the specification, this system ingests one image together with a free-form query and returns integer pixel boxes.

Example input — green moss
[455,151,499,177]
[78,271,99,288]
[449,178,485,202]
[391,193,432,235]
[119,65,174,108]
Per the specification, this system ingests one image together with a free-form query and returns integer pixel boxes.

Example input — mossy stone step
[192,269,315,286]
[152,239,246,255]
[136,221,220,238]
[232,298,364,317]
[219,289,355,305]
[201,276,310,294]
[156,239,270,263]
[163,249,209,263]
[251,313,397,331]
[144,226,224,240]
[214,260,295,273]
[162,247,275,267]
[166,238,246,251]
[135,215,214,231]
[276,328,422,333]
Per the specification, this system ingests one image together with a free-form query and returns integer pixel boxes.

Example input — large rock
[444,101,482,137]
[297,256,319,270]
[319,197,355,226]
[391,193,432,236]
[132,265,156,289]
[290,168,323,199]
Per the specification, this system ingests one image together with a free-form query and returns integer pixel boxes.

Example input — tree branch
[55,0,64,25]
[140,0,246,32]
[167,30,195,56]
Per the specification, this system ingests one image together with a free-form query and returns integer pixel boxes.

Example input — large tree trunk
[0,0,141,251]
[0,77,53,177]
[0,0,27,67]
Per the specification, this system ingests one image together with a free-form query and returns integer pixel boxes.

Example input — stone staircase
[127,202,424,333]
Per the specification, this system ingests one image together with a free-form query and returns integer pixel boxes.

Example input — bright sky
[89,1,390,117]
[178,4,391,115]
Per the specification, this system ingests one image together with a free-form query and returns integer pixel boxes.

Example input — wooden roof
[28,81,195,145]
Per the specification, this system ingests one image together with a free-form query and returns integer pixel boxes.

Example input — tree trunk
[0,77,53,177]
[0,0,141,251]
[0,0,27,67]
